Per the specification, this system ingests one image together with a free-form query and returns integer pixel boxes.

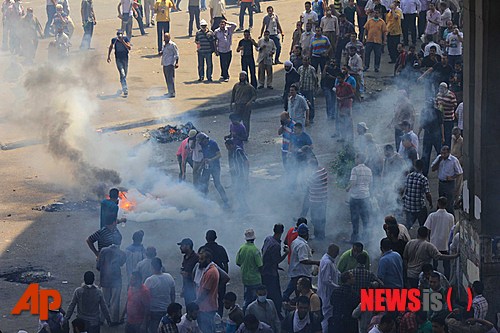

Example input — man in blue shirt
[101,188,119,228]
[291,122,313,153]
[377,238,404,288]
[107,30,131,96]
[197,132,230,208]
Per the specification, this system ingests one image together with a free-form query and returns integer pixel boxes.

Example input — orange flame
[118,191,135,211]
[168,128,176,134]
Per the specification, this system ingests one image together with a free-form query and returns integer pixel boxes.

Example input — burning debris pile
[32,200,98,212]
[144,122,196,143]
[0,267,52,284]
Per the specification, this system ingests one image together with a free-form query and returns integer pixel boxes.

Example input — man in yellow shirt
[154,0,176,53]
[386,2,402,63]
[363,8,387,72]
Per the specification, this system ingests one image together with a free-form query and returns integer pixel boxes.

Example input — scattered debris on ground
[143,122,196,143]
[0,266,52,284]
[32,200,98,212]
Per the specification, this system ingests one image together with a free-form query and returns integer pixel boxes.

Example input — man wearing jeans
[214,19,236,82]
[118,0,135,40]
[195,19,215,82]
[346,153,372,243]
[187,0,200,36]
[236,229,263,310]
[237,0,253,31]
[403,159,432,229]
[107,30,131,96]
[44,0,57,37]
[363,9,387,72]
[259,6,283,64]
[237,29,258,88]
[154,0,175,54]
[161,32,179,97]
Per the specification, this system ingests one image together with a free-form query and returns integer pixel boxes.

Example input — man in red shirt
[123,271,150,333]
[284,217,308,264]
[195,249,220,333]
[335,73,355,143]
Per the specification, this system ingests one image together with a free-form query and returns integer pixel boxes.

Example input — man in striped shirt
[310,26,330,73]
[304,159,328,239]
[435,82,457,148]
[225,139,249,212]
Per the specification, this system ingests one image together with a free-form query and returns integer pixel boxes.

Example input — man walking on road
[257,30,276,89]
[187,0,200,37]
[154,0,176,54]
[431,145,463,214]
[231,71,256,139]
[237,29,258,88]
[80,0,96,49]
[208,0,225,31]
[236,229,263,309]
[161,32,179,97]
[259,6,283,64]
[107,30,131,97]
[214,19,236,82]
[195,19,215,82]
[237,0,253,31]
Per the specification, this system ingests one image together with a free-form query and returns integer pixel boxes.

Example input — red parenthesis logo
[448,287,473,311]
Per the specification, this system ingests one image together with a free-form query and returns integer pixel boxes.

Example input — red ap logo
[11,284,62,320]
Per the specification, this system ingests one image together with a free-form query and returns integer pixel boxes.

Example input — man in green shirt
[236,228,263,310]
[337,242,370,273]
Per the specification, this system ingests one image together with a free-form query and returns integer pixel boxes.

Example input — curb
[98,95,284,133]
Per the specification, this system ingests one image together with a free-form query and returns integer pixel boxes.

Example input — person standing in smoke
[225,139,249,212]
[20,7,43,63]
[100,188,125,229]
[198,230,229,316]
[197,132,230,209]
[236,229,263,310]
[125,230,146,280]
[178,238,199,306]
[194,249,220,333]
[97,239,127,325]
[261,224,288,320]
[301,158,327,240]
[80,0,96,49]
[334,73,355,143]
[107,30,131,97]
[346,153,372,243]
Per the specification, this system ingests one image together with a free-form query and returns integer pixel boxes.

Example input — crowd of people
[7,0,494,332]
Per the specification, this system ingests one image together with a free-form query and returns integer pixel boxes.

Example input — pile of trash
[144,122,196,143]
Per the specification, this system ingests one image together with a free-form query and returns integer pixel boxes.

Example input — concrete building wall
[460,0,500,325]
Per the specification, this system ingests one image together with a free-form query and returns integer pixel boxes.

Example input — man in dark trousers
[178,238,199,305]
[107,30,131,97]
[198,230,229,315]
[237,29,258,88]
[230,71,256,139]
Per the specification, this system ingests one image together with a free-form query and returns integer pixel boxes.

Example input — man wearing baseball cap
[283,224,319,302]
[236,229,263,310]
[176,129,197,181]
[178,238,199,305]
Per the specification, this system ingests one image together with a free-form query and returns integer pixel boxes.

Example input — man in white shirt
[446,25,463,68]
[347,153,373,243]
[283,223,319,302]
[144,257,176,333]
[317,244,340,333]
[178,302,201,333]
[438,1,451,37]
[424,196,454,279]
[398,120,419,156]
[300,22,313,57]
[160,33,179,98]
[301,1,318,27]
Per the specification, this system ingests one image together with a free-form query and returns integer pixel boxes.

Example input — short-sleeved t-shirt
[144,273,175,312]
[424,209,454,251]
[289,236,313,278]
[238,39,254,56]
[198,264,219,312]
[202,140,221,167]
[446,32,463,56]
[127,285,151,324]
[291,132,313,150]
[112,37,130,59]
[364,18,387,44]
[88,227,122,251]
[403,239,441,278]
[154,0,174,22]
[236,242,263,286]
[262,14,280,35]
